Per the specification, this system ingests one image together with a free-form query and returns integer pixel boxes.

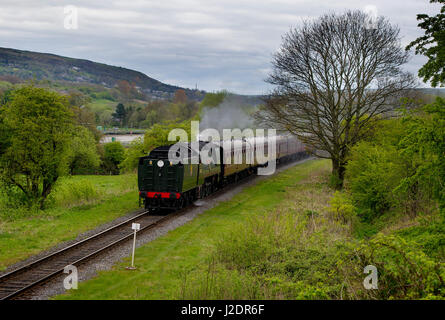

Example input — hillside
[0,47,204,100]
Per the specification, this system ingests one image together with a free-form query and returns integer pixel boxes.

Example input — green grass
[0,174,139,271]
[56,159,329,300]
[86,99,116,114]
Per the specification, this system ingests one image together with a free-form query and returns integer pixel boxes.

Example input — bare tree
[255,11,416,188]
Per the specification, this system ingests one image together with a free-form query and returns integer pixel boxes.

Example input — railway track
[0,210,181,300]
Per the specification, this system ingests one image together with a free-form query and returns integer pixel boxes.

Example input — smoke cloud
[199,95,259,135]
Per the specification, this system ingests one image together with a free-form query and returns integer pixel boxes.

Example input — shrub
[338,234,445,299]
[67,126,101,175]
[327,191,357,224]
[397,98,445,216]
[345,141,404,220]
[119,138,145,173]
[48,179,99,208]
[182,210,348,299]
[178,165,445,300]
[101,141,125,175]
[345,101,444,220]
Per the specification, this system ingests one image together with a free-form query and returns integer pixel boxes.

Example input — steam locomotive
[138,136,306,210]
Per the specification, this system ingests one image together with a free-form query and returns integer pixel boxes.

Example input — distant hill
[413,87,445,97]
[0,47,204,100]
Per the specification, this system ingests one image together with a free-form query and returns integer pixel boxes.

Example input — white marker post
[126,223,140,270]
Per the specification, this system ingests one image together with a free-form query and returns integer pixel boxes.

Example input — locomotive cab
[138,143,200,210]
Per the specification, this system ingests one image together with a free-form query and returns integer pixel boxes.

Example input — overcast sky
[0,0,440,94]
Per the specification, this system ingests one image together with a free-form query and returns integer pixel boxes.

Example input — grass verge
[0,174,139,271]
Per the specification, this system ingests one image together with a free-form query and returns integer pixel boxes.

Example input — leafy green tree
[127,106,147,128]
[112,103,127,126]
[119,120,193,172]
[198,91,228,117]
[71,105,102,142]
[346,100,445,219]
[199,91,228,109]
[67,126,101,175]
[345,137,405,219]
[119,138,145,173]
[102,141,125,175]
[142,110,158,128]
[143,120,192,153]
[0,86,74,209]
[406,0,445,87]
[180,101,199,120]
[99,109,113,126]
[398,97,445,215]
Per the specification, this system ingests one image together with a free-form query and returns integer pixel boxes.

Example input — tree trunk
[39,177,56,210]
[331,158,346,189]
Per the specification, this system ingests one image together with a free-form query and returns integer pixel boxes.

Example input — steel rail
[0,209,182,300]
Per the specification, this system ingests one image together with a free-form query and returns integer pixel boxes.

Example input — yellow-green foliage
[198,91,228,112]
[119,138,145,173]
[345,141,404,219]
[346,99,445,220]
[49,179,99,208]
[338,234,445,299]
[327,191,357,223]
[398,98,445,215]
[0,85,74,209]
[118,119,194,173]
[143,120,192,152]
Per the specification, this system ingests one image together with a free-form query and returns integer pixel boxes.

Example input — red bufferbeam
[140,191,181,199]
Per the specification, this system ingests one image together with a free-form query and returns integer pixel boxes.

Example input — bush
[338,234,445,299]
[67,126,101,174]
[101,141,125,175]
[200,210,445,300]
[397,98,445,216]
[119,138,145,173]
[48,179,99,208]
[345,141,404,220]
[182,210,348,299]
[345,100,444,220]
[327,191,357,224]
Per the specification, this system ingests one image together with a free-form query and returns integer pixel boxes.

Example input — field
[0,174,139,271]
[86,99,116,115]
